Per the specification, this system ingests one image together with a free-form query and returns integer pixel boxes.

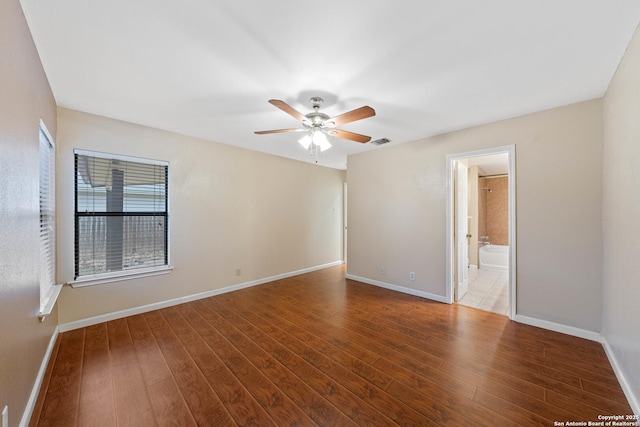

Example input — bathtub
[479,244,509,272]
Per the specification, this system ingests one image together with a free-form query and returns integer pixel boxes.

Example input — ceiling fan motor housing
[305,112,331,129]
[304,97,331,129]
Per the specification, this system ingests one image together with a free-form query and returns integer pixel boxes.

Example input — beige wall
[347,98,603,332]
[0,0,58,425]
[56,108,345,324]
[602,22,640,410]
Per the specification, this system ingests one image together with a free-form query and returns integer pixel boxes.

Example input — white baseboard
[514,314,602,342]
[20,325,59,427]
[601,336,640,416]
[513,316,639,414]
[59,261,344,332]
[32,264,640,420]
[328,284,604,345]
[345,274,448,304]
[336,284,638,412]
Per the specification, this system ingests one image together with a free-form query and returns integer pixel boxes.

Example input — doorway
[446,145,516,319]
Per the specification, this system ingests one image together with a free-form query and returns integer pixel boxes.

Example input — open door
[455,161,469,300]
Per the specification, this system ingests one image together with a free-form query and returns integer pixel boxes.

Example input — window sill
[38,283,64,321]
[68,265,173,288]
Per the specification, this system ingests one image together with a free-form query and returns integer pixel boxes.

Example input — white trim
[59,261,344,332]
[73,149,171,282]
[38,284,63,319]
[20,326,59,427]
[485,313,637,413]
[39,121,58,318]
[343,182,348,264]
[601,336,640,416]
[445,156,454,304]
[445,145,517,320]
[514,314,602,342]
[346,275,603,344]
[69,265,173,288]
[345,274,448,304]
[507,146,517,319]
[26,265,639,423]
[39,119,55,149]
[73,148,168,167]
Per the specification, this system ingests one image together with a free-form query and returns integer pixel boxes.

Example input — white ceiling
[467,153,509,176]
[21,1,640,170]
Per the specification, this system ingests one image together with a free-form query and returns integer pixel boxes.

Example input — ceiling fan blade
[327,129,372,143]
[268,99,307,122]
[327,106,375,127]
[254,128,306,135]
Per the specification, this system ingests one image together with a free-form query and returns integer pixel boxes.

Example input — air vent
[371,138,390,146]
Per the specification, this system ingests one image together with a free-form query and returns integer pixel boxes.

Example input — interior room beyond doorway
[449,147,515,318]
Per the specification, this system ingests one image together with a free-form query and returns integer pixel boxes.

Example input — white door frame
[445,145,517,319]
[455,161,469,300]
[343,182,348,264]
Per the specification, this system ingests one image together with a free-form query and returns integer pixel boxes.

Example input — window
[74,150,169,282]
[39,121,60,315]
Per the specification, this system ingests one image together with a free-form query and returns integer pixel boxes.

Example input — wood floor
[31,266,632,426]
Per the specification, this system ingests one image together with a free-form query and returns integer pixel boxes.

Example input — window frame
[70,149,172,287]
[39,120,62,316]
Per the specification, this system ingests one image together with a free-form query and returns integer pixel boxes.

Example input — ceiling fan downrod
[310,97,323,110]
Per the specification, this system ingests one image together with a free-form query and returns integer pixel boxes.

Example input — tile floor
[457,267,510,316]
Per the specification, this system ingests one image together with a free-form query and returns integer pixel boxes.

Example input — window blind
[74,151,169,278]
[39,125,56,311]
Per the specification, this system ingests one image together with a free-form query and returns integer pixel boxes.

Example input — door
[456,161,469,300]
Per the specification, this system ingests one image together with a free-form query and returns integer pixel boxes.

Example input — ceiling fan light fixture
[298,134,312,150]
[312,131,331,151]
[300,130,331,152]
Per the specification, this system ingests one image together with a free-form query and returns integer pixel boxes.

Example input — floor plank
[163,305,274,426]
[77,324,116,427]
[203,297,398,426]
[107,319,158,426]
[126,315,197,426]
[144,310,236,426]
[28,333,60,427]
[33,265,632,426]
[37,329,85,426]
[182,303,314,426]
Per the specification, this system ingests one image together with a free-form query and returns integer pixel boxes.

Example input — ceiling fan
[255,97,376,151]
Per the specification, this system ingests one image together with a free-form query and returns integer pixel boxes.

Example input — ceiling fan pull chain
[309,142,319,163]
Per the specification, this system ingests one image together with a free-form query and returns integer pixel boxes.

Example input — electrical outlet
[2,405,8,427]
[409,272,416,281]
[379,267,385,275]
[235,268,241,276]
